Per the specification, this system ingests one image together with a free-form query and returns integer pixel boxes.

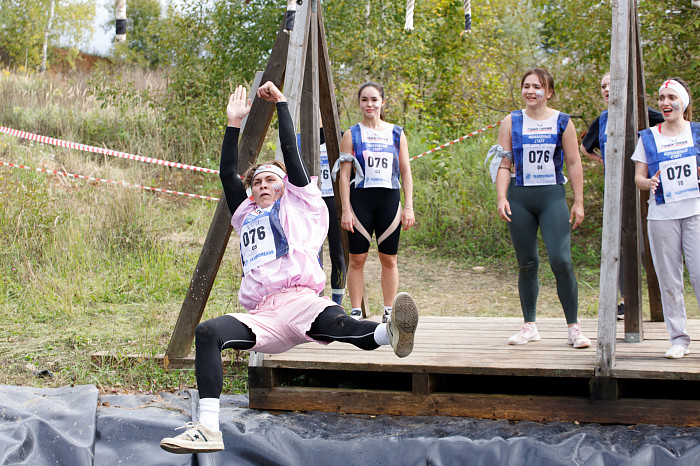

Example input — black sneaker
[617,303,624,320]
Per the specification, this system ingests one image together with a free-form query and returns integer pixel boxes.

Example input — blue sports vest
[598,110,608,161]
[511,110,569,186]
[350,123,403,189]
[239,199,289,275]
[640,122,700,205]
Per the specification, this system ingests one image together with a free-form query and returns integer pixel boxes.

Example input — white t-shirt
[631,123,700,220]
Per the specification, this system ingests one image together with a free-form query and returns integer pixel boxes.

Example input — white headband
[659,80,690,111]
[252,164,286,182]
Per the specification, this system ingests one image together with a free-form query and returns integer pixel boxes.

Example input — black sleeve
[219,127,248,215]
[648,108,665,127]
[581,116,601,153]
[319,127,325,145]
[277,102,311,187]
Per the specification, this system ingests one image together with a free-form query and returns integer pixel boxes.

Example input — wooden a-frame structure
[164,0,348,359]
[161,0,667,404]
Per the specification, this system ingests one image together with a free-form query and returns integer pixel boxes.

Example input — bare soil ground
[320,244,603,325]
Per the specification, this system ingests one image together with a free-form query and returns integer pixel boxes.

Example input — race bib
[659,156,700,203]
[319,143,333,197]
[521,143,556,186]
[240,207,280,275]
[362,150,393,188]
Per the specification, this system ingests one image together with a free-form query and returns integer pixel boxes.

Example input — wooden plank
[249,387,700,426]
[91,351,244,371]
[596,0,632,377]
[166,19,291,358]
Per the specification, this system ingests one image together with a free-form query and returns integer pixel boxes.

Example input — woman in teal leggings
[493,68,591,348]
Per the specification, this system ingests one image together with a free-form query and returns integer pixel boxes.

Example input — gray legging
[506,179,578,324]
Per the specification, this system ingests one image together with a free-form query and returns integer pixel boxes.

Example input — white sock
[351,307,361,314]
[198,398,220,432]
[383,306,392,315]
[374,323,390,346]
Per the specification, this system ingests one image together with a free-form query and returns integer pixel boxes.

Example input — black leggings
[195,306,379,399]
[322,196,347,290]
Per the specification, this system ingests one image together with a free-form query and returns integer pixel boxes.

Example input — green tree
[0,0,94,70]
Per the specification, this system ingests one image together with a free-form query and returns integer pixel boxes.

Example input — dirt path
[321,245,602,321]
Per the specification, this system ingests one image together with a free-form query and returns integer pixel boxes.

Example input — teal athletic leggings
[506,179,578,324]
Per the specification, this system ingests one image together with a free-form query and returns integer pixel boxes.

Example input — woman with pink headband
[633,77,700,359]
[160,81,418,454]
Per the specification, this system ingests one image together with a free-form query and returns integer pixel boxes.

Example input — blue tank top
[598,110,608,161]
[511,110,569,186]
[640,122,700,205]
[350,123,402,189]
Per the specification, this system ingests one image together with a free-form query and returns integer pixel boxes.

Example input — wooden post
[276,0,311,162]
[594,0,635,391]
[299,0,320,177]
[317,6,349,293]
[620,2,643,343]
[166,20,291,358]
[636,12,663,322]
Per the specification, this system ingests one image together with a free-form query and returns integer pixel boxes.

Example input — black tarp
[1,384,700,465]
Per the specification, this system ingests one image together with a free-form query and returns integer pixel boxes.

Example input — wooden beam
[317,7,350,294]
[249,387,700,426]
[595,0,634,378]
[621,1,643,342]
[166,19,291,358]
[633,6,663,321]
[299,3,320,178]
[275,0,311,162]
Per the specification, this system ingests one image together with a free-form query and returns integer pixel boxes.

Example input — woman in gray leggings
[493,68,590,348]
[633,77,699,359]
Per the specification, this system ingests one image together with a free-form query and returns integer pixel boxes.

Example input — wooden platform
[249,317,700,426]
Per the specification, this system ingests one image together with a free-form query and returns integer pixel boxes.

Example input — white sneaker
[665,344,690,359]
[387,292,418,358]
[508,323,541,345]
[349,309,362,320]
[160,422,224,454]
[567,323,591,348]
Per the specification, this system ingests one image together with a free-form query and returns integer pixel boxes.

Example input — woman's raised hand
[257,81,286,103]
[227,85,252,127]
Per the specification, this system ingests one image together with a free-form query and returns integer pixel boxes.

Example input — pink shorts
[226,286,333,354]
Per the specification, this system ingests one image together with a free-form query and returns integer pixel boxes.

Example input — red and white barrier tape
[0,126,220,174]
[409,121,502,162]
[0,161,219,202]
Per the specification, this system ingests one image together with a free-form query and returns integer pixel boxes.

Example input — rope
[462,0,472,34]
[409,121,502,162]
[404,0,415,32]
[0,126,220,174]
[0,160,219,201]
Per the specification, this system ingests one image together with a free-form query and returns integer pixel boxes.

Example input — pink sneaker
[567,323,591,348]
[508,323,541,345]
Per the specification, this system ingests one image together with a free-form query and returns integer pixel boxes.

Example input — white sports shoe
[349,309,362,320]
[508,323,541,345]
[665,344,690,359]
[387,292,418,358]
[160,422,224,454]
[567,323,591,349]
